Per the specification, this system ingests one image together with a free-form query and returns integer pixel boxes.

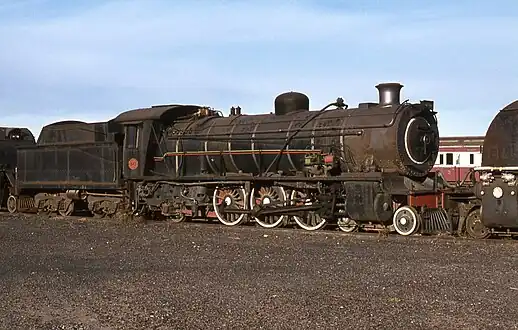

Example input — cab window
[125,125,139,148]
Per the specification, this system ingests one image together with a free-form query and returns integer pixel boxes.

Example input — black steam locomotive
[0,127,36,208]
[473,100,518,238]
[4,82,450,236]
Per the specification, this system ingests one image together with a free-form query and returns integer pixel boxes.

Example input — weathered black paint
[476,100,518,229]
[478,178,518,229]
[481,101,518,167]
[16,120,123,191]
[159,100,439,179]
[0,127,36,206]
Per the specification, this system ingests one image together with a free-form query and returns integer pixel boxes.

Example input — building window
[446,153,453,165]
[469,153,474,165]
[439,154,444,165]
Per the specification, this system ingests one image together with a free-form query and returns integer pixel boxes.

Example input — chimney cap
[375,82,404,88]
[375,82,403,107]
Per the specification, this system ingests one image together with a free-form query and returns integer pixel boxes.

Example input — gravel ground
[0,214,517,330]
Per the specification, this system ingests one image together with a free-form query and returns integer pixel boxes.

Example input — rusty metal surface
[112,104,205,123]
[478,176,518,229]
[476,100,518,230]
[481,100,518,167]
[0,126,36,171]
[37,121,121,145]
[274,91,309,115]
[0,127,35,142]
[16,141,122,191]
[160,84,439,179]
[16,120,123,191]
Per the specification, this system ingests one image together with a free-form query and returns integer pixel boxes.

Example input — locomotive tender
[473,100,518,238]
[4,82,451,236]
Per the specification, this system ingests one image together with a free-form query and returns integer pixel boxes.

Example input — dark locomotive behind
[473,100,518,238]
[0,127,36,208]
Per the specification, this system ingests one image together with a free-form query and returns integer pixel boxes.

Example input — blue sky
[0,0,517,138]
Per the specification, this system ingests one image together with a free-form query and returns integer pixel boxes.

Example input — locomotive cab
[112,104,217,179]
[123,122,145,179]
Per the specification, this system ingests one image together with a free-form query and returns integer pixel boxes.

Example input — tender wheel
[7,195,17,214]
[58,200,75,216]
[250,186,287,228]
[465,207,490,239]
[37,209,51,216]
[393,205,421,236]
[336,206,358,233]
[92,211,106,218]
[290,190,327,231]
[213,187,247,226]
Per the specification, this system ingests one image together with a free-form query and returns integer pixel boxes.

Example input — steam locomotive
[1,82,459,236]
[473,100,518,238]
[0,127,36,207]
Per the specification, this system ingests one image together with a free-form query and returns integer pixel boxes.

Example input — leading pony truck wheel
[393,205,421,236]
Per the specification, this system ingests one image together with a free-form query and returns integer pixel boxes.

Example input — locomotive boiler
[110,82,440,235]
[474,99,518,237]
[155,83,437,179]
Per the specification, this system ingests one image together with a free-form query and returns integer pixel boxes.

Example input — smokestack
[375,82,403,107]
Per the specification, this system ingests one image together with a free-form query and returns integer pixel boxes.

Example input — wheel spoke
[465,208,490,239]
[7,195,17,214]
[291,190,326,231]
[250,186,287,228]
[213,187,247,226]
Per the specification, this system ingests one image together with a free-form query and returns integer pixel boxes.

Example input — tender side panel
[17,142,121,190]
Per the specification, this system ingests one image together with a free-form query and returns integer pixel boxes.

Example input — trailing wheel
[7,195,17,214]
[92,211,105,218]
[465,207,490,239]
[393,205,421,236]
[337,218,358,233]
[290,190,327,231]
[336,206,358,233]
[213,187,248,226]
[250,186,287,228]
